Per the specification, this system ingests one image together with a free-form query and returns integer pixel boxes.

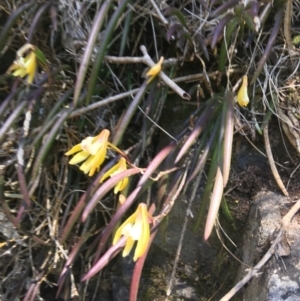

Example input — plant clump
[0,0,299,300]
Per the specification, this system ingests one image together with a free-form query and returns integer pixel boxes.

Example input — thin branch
[105,56,144,63]
[140,45,191,99]
[173,68,238,83]
[149,0,168,25]
[69,88,140,118]
[263,123,289,196]
[107,46,191,100]
[282,198,300,229]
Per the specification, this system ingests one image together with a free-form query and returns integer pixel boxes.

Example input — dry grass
[0,0,300,300]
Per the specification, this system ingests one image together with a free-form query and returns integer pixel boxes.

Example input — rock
[237,191,300,301]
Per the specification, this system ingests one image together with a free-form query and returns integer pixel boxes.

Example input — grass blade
[222,91,235,186]
[204,166,223,240]
[251,8,284,84]
[85,0,132,106]
[73,1,112,107]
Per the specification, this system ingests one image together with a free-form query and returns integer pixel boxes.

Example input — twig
[69,88,140,118]
[107,46,191,100]
[105,56,144,63]
[140,45,191,99]
[283,0,294,58]
[173,68,238,83]
[282,198,300,229]
[263,123,289,196]
[220,198,300,301]
[149,0,168,25]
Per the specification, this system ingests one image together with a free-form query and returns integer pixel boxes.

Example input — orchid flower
[113,203,152,261]
[100,157,129,193]
[7,45,37,84]
[146,56,164,84]
[66,129,125,177]
[237,75,249,107]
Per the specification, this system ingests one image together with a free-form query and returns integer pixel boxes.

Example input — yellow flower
[113,203,151,261]
[65,129,110,177]
[7,47,37,84]
[237,75,249,107]
[146,56,164,84]
[100,157,128,194]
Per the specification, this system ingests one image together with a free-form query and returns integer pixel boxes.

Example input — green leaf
[219,17,238,71]
[33,47,48,69]
[85,0,129,107]
[220,196,234,223]
[222,92,235,187]
[243,11,256,32]
[165,8,187,28]
[193,114,222,232]
[255,122,263,135]
[204,166,223,240]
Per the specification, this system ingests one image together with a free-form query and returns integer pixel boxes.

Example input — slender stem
[112,82,147,145]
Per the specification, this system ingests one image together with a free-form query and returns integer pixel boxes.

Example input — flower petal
[122,236,135,257]
[25,51,37,84]
[65,143,82,156]
[113,226,123,245]
[12,68,27,78]
[114,177,128,194]
[237,75,249,107]
[130,218,143,240]
[89,129,110,155]
[100,157,128,193]
[81,137,94,153]
[113,213,138,245]
[146,56,164,84]
[86,146,106,174]
[133,204,150,261]
[7,49,37,84]
[100,162,120,183]
[79,155,95,174]
[88,166,97,177]
[69,151,90,165]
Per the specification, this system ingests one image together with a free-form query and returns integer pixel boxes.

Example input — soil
[230,117,300,219]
